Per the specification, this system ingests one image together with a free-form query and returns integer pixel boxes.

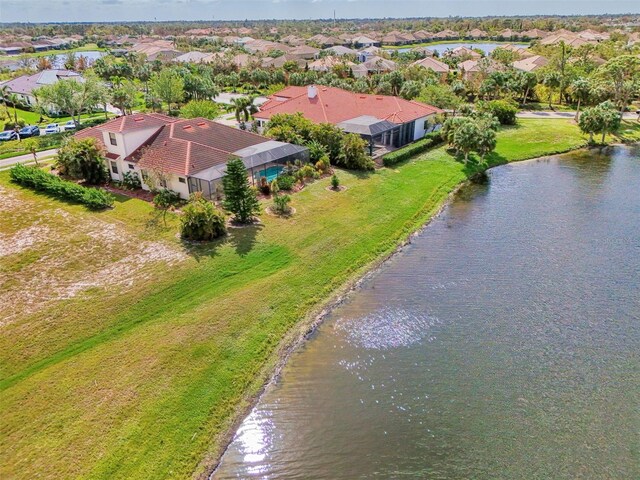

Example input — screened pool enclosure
[188,141,309,198]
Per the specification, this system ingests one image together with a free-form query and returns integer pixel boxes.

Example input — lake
[214,146,640,479]
[3,51,104,71]
[391,42,528,55]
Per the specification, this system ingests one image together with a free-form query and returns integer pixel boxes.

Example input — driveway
[0,148,58,170]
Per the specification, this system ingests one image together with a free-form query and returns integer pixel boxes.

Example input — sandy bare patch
[0,185,24,213]
[0,192,188,327]
[0,224,51,257]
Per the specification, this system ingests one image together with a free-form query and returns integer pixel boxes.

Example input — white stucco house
[74,113,308,199]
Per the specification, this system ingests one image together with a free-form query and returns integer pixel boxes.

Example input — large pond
[3,51,104,71]
[391,42,529,55]
[214,146,640,479]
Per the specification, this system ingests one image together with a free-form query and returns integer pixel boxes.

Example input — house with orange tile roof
[254,85,442,154]
[75,114,308,199]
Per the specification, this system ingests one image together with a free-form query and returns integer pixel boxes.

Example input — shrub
[153,188,181,210]
[331,174,340,189]
[382,132,443,167]
[298,164,319,181]
[258,176,271,195]
[272,193,292,215]
[315,156,331,173]
[121,171,142,190]
[9,164,114,210]
[340,134,375,171]
[276,174,295,191]
[56,137,109,184]
[477,100,518,125]
[180,194,227,241]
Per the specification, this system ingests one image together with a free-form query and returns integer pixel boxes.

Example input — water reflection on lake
[391,42,529,55]
[215,146,640,480]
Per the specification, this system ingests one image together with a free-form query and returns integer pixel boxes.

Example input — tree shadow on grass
[227,221,263,257]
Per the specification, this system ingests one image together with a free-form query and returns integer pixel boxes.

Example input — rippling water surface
[215,147,640,479]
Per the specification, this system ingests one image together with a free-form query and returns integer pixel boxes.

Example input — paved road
[518,110,640,120]
[0,148,58,170]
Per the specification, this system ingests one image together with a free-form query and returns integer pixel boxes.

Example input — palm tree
[8,93,20,124]
[570,77,591,121]
[231,96,258,123]
[0,85,11,120]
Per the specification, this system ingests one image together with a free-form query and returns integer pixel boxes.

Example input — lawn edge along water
[194,122,591,479]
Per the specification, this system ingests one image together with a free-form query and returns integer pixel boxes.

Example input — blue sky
[2,0,639,23]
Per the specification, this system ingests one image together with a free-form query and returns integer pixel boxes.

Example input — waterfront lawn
[0,119,588,480]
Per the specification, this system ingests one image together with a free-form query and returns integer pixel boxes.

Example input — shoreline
[197,143,601,479]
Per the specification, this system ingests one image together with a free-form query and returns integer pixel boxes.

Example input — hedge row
[382,132,444,167]
[10,164,114,210]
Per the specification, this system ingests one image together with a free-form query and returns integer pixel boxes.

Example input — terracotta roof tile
[256,86,441,125]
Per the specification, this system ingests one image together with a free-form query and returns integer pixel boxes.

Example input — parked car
[63,120,77,131]
[44,123,60,135]
[19,125,40,138]
[0,130,19,142]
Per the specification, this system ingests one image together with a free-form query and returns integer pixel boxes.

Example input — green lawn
[0,119,591,479]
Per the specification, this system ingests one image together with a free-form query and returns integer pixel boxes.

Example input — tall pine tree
[222,157,260,224]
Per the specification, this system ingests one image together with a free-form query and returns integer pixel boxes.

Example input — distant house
[411,46,436,57]
[172,51,214,64]
[458,59,504,81]
[447,46,482,60]
[254,85,442,154]
[0,69,83,108]
[357,46,381,62]
[433,30,459,40]
[307,34,344,48]
[520,29,548,39]
[288,45,320,60]
[467,29,489,39]
[512,55,549,72]
[351,35,380,48]
[414,30,435,41]
[324,45,359,57]
[262,54,307,69]
[362,56,397,74]
[75,114,308,199]
[410,57,450,80]
[307,56,355,73]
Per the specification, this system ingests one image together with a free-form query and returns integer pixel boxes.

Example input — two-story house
[75,113,308,199]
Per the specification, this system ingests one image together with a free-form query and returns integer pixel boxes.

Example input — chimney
[307,85,318,99]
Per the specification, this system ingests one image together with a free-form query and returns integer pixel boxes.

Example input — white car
[63,120,77,131]
[44,123,60,134]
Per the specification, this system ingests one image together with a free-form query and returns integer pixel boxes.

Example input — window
[128,164,135,170]
[109,132,117,146]
[110,161,118,174]
[159,179,167,188]
[178,177,186,184]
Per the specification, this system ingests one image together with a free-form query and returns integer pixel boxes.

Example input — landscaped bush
[258,176,271,195]
[180,193,227,241]
[121,171,142,190]
[9,164,114,210]
[272,193,292,215]
[276,174,295,191]
[477,100,518,125]
[382,132,444,167]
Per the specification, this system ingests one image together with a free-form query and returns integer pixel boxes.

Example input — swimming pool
[253,165,284,183]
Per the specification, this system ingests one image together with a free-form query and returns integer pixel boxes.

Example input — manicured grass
[0,119,591,479]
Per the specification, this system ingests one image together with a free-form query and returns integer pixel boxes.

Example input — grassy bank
[1,119,589,479]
